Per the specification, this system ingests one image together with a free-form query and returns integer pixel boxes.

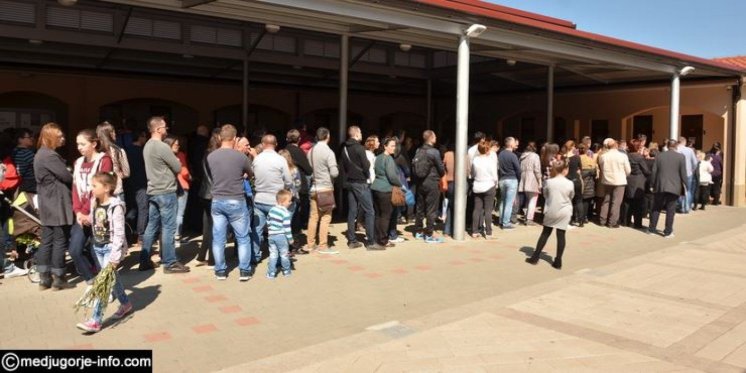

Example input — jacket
[625,152,650,199]
[698,160,714,185]
[599,149,631,186]
[651,149,687,196]
[286,144,313,194]
[370,153,402,193]
[89,196,127,263]
[0,156,20,192]
[307,142,339,192]
[518,152,542,193]
[34,147,74,226]
[198,156,213,200]
[415,143,445,186]
[340,138,370,186]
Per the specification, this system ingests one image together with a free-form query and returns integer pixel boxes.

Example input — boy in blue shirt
[267,190,294,278]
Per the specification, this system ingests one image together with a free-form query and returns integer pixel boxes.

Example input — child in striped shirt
[267,189,294,279]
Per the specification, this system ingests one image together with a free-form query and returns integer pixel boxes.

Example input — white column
[453,35,470,242]
[242,58,249,132]
[546,65,554,142]
[338,34,349,143]
[670,72,681,140]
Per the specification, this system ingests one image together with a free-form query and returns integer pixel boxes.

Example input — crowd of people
[0,116,725,333]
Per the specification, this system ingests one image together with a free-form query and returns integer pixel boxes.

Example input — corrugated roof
[713,56,746,69]
[413,0,746,75]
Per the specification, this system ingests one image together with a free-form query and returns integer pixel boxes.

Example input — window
[303,39,339,58]
[191,25,242,47]
[46,6,113,32]
[0,0,35,24]
[125,17,181,40]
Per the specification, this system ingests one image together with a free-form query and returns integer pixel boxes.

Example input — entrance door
[554,117,567,144]
[633,115,653,142]
[591,119,609,144]
[681,115,703,150]
[519,117,534,141]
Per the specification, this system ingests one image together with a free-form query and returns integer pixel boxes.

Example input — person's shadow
[519,246,553,264]
[100,284,162,331]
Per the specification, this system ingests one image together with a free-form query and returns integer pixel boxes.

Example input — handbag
[310,145,335,212]
[391,186,406,206]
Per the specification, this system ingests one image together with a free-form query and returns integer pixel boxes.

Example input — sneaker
[266,272,276,279]
[111,302,133,320]
[390,237,405,243]
[76,319,101,333]
[215,271,227,280]
[366,243,386,251]
[385,242,395,248]
[317,247,339,255]
[3,265,28,279]
[164,262,190,274]
[424,236,445,244]
[414,232,424,240]
[663,233,675,239]
[502,224,515,230]
[239,270,251,282]
[347,241,363,249]
[282,270,292,277]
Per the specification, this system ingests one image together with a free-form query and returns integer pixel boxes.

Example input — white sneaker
[663,233,675,239]
[4,266,28,279]
[390,237,405,243]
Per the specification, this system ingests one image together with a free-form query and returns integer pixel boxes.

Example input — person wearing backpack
[413,130,445,244]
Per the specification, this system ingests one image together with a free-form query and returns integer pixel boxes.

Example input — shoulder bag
[311,145,335,212]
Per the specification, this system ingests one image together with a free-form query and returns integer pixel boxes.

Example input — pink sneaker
[76,319,101,333]
[112,302,133,320]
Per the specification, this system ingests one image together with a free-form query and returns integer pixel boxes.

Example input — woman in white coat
[525,159,574,269]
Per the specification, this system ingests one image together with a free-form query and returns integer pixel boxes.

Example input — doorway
[681,115,703,150]
[633,115,653,142]
[591,119,609,144]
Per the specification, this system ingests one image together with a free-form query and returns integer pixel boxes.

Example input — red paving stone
[192,285,214,293]
[469,257,485,263]
[415,265,432,271]
[330,259,349,265]
[449,260,466,266]
[469,250,484,254]
[489,254,503,260]
[219,305,242,314]
[235,317,261,326]
[144,331,172,343]
[347,265,365,272]
[182,277,201,284]
[192,324,218,334]
[390,268,408,274]
[364,272,382,279]
[204,295,228,303]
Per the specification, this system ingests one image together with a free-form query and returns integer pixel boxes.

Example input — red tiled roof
[412,0,745,74]
[713,56,746,69]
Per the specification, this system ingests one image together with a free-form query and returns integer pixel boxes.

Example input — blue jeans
[443,181,455,236]
[176,191,188,237]
[252,202,274,263]
[69,222,96,282]
[346,183,375,245]
[91,244,129,324]
[267,234,290,275]
[211,199,252,273]
[140,193,179,266]
[498,179,518,226]
[679,175,695,213]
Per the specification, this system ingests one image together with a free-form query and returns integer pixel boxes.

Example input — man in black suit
[648,139,688,238]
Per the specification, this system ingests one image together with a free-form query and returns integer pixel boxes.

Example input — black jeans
[698,185,711,208]
[125,187,149,242]
[530,226,566,263]
[711,176,723,204]
[292,193,310,233]
[649,192,678,236]
[373,191,393,245]
[36,225,70,276]
[346,183,376,245]
[627,195,645,228]
[581,198,593,223]
[415,182,440,236]
[197,198,214,264]
[472,187,496,235]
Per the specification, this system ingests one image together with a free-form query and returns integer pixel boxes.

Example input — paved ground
[3,205,746,372]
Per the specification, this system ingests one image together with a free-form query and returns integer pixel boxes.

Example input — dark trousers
[415,182,440,236]
[197,198,214,264]
[472,187,496,235]
[600,185,625,226]
[36,225,70,276]
[625,195,645,228]
[373,191,393,245]
[581,198,593,223]
[529,226,566,263]
[697,185,711,208]
[346,183,376,245]
[69,222,96,282]
[649,192,678,236]
[292,193,310,233]
[711,176,723,204]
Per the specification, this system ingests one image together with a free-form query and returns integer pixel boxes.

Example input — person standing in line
[624,139,650,228]
[278,149,302,224]
[305,127,339,254]
[207,125,253,281]
[195,132,220,267]
[370,137,402,248]
[578,143,597,225]
[266,190,295,278]
[519,142,542,226]
[96,122,130,202]
[13,128,37,194]
[34,123,74,290]
[70,130,113,286]
[694,152,714,211]
[285,129,314,235]
[413,130,446,243]
[163,136,191,246]
[442,143,456,236]
[525,160,574,270]
[708,142,723,205]
[676,136,698,213]
[124,129,148,246]
[139,116,190,273]
[340,126,381,250]
[649,139,688,238]
[470,139,498,238]
[598,139,630,228]
[497,137,521,230]
[562,141,583,227]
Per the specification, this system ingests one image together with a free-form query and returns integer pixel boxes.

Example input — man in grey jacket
[139,116,190,273]
[648,139,687,238]
[306,127,339,254]
[252,134,292,262]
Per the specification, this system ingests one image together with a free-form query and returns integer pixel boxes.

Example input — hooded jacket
[89,196,127,263]
[340,138,370,186]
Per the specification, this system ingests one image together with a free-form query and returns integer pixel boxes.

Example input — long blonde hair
[278,149,296,172]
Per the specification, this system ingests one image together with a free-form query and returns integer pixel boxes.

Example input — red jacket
[0,156,20,192]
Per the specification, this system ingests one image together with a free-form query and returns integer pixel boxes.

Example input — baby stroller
[1,191,42,283]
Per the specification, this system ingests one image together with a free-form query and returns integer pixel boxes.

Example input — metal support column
[670,72,681,140]
[453,35,470,242]
[338,34,349,143]
[242,58,249,132]
[546,65,554,142]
